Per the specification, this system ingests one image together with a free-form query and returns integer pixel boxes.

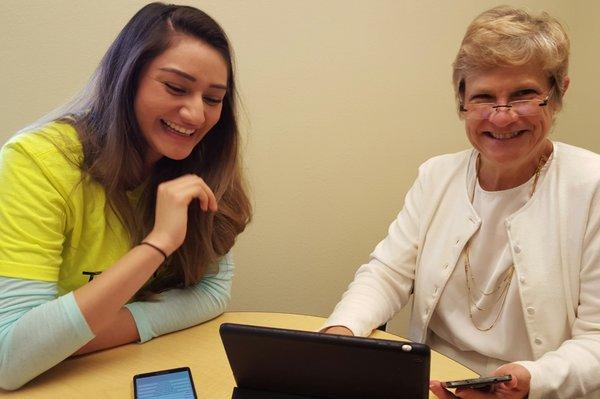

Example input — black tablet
[220,323,430,399]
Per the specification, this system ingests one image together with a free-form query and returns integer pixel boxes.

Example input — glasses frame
[460,95,550,120]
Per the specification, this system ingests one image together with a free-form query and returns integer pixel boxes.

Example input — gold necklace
[464,153,548,331]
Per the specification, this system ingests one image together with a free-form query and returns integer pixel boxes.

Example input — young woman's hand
[430,363,531,399]
[145,174,217,255]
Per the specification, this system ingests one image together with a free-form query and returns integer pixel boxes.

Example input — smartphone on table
[442,375,512,392]
[133,366,197,399]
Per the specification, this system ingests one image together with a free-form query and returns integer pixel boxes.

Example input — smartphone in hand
[442,375,512,392]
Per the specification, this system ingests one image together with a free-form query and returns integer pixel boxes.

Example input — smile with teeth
[485,130,526,140]
[161,118,196,136]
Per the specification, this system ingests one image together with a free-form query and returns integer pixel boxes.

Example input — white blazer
[324,142,600,399]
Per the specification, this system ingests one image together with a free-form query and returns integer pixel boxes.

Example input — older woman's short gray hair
[453,6,570,113]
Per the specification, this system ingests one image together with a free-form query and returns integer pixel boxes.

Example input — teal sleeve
[125,254,234,343]
[0,276,94,390]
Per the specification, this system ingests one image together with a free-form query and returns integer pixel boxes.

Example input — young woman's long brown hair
[35,3,251,297]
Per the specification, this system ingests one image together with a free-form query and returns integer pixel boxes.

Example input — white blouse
[428,158,551,375]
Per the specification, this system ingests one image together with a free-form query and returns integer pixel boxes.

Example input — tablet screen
[134,367,197,399]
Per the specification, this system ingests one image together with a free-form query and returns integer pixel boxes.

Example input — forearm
[322,258,412,336]
[125,258,233,342]
[74,173,233,341]
[74,243,164,335]
[72,307,139,356]
[515,335,600,399]
[0,287,93,390]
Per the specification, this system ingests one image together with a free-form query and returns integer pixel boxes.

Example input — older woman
[323,6,600,399]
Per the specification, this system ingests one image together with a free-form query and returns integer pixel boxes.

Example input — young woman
[0,2,251,390]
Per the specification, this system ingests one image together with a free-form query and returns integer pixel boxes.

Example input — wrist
[140,241,168,261]
[142,232,178,257]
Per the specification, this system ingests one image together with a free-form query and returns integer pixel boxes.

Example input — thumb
[429,380,458,399]
[493,365,518,389]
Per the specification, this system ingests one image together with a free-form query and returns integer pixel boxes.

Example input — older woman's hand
[322,326,354,336]
[430,363,531,399]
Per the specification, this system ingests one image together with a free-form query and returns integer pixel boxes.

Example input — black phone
[133,366,197,399]
[442,375,512,391]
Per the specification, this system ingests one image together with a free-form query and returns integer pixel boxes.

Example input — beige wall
[2,1,599,337]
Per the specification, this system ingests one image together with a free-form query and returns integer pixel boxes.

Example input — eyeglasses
[460,96,549,120]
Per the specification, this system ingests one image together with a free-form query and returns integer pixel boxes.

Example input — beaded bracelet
[140,241,168,262]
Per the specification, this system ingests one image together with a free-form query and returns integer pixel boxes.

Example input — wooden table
[3,312,477,398]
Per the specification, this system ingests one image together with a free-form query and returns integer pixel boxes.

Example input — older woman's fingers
[430,381,459,399]
[454,388,496,399]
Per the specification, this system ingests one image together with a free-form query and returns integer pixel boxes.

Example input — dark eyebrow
[209,83,228,91]
[159,67,196,82]
[158,67,227,91]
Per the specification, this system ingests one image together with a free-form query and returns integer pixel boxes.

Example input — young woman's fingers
[189,176,217,211]
[178,183,210,211]
[160,175,217,212]
[167,175,217,212]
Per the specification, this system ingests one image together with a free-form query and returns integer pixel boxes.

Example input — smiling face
[463,64,555,175]
[134,35,229,165]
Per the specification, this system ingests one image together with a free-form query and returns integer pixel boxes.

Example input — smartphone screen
[133,367,197,399]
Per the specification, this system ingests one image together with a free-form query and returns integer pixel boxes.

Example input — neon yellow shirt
[0,122,132,296]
